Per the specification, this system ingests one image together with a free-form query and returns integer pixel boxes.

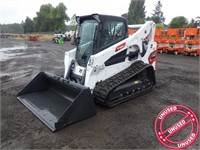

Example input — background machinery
[128,26,138,35]
[166,28,186,55]
[17,14,157,131]
[155,29,168,53]
[183,28,200,56]
[52,30,67,44]
[28,35,41,41]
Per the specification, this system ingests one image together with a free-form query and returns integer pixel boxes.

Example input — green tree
[156,23,165,29]
[33,17,39,32]
[33,4,54,31]
[194,16,200,27]
[68,14,77,31]
[169,16,188,28]
[70,14,77,25]
[150,0,165,24]
[188,18,197,27]
[0,23,24,33]
[127,0,146,24]
[53,2,69,30]
[121,13,128,20]
[33,3,69,32]
[23,17,33,33]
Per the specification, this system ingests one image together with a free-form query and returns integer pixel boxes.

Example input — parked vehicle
[17,14,157,131]
[183,28,200,56]
[155,29,168,53]
[166,28,185,55]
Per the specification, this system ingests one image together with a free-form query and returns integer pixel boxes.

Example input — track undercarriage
[93,61,156,107]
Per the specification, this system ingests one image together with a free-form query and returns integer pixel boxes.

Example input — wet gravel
[0,39,199,149]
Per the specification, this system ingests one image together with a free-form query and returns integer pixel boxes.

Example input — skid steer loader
[17,14,157,131]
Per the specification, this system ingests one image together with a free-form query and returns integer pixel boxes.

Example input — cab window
[99,21,126,50]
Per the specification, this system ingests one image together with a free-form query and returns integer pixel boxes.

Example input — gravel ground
[1,39,199,149]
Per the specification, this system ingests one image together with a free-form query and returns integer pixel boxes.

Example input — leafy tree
[121,13,128,20]
[68,14,77,31]
[70,14,77,26]
[33,17,39,32]
[33,3,69,32]
[127,0,146,24]
[156,23,165,29]
[190,19,194,27]
[33,4,54,31]
[194,16,200,27]
[23,17,33,33]
[169,16,188,28]
[53,2,69,30]
[188,17,200,28]
[150,0,165,24]
[0,23,24,33]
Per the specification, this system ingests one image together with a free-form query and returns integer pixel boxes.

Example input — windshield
[76,20,98,67]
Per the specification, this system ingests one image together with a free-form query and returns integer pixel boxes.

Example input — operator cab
[75,14,128,67]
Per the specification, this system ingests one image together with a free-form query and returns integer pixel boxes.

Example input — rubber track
[93,61,154,107]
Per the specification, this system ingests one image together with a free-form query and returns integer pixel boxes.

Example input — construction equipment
[155,29,168,53]
[65,30,75,41]
[28,35,41,41]
[52,31,66,44]
[17,14,157,131]
[183,28,200,56]
[166,28,186,55]
[128,26,138,35]
[154,29,162,43]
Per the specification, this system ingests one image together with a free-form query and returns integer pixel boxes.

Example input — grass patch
[1,33,53,41]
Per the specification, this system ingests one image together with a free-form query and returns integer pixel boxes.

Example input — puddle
[0,45,27,51]
[0,45,27,61]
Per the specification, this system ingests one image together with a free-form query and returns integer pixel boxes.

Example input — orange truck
[155,29,168,53]
[166,28,185,55]
[183,28,200,56]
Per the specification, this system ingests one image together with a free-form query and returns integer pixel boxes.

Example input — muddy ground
[1,39,199,149]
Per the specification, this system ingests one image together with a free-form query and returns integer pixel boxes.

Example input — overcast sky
[0,0,199,24]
